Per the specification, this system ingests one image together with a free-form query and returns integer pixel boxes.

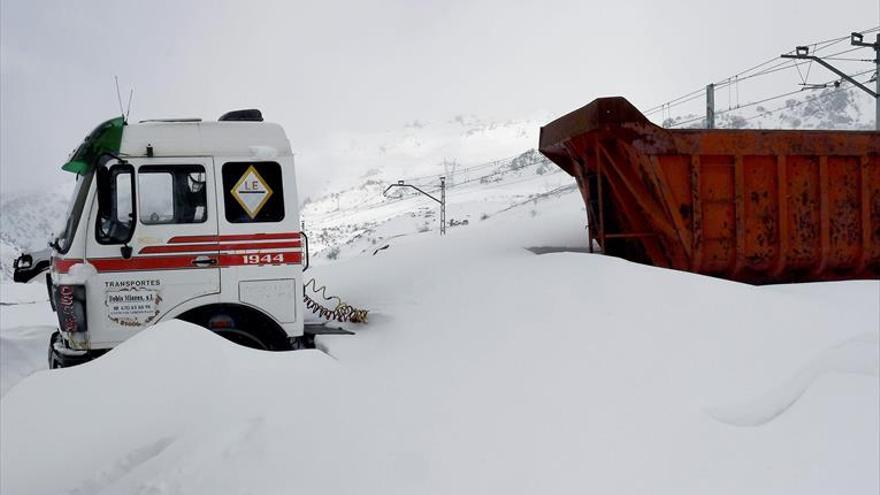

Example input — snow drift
[1,193,878,494]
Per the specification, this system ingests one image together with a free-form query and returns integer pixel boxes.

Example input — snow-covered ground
[0,281,56,398]
[1,191,878,494]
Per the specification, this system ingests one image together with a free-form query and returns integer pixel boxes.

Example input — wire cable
[647,26,879,118]
[668,69,875,128]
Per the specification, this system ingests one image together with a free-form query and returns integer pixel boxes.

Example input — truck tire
[48,331,61,369]
[176,304,292,351]
[211,328,269,350]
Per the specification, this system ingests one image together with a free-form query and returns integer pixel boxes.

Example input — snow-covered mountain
[0,182,72,279]
[298,113,546,196]
[301,148,572,262]
[662,85,875,130]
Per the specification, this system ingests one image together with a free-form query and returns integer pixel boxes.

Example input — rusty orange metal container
[539,97,880,284]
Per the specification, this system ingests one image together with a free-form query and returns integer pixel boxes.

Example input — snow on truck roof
[120,120,293,158]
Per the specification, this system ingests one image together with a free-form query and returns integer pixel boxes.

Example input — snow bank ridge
[707,333,880,427]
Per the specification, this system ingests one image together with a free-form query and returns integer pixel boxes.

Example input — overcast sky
[2,0,878,198]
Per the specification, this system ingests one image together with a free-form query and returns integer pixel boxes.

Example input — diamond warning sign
[231,165,274,219]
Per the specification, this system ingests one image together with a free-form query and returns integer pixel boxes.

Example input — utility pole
[850,32,880,131]
[706,83,715,129]
[439,176,446,235]
[781,31,880,131]
[383,177,447,235]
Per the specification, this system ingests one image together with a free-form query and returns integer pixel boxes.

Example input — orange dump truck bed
[539,97,880,284]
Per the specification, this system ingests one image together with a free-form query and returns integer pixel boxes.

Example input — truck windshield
[53,169,94,254]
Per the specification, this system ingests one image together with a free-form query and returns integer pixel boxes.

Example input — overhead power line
[667,69,876,128]
[645,26,879,121]
[740,85,857,124]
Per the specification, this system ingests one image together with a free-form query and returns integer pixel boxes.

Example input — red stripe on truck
[90,255,202,272]
[168,232,301,244]
[63,252,302,273]
[139,241,301,254]
[53,258,84,274]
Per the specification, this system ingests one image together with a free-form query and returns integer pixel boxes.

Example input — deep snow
[0,281,56,397]
[1,192,878,494]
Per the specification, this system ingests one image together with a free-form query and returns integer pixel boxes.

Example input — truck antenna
[125,88,134,122]
[114,76,125,120]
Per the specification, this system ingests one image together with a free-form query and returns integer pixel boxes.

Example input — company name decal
[105,280,162,327]
[105,279,160,289]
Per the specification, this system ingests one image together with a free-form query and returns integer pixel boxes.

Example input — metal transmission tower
[781,32,880,130]
[383,177,447,235]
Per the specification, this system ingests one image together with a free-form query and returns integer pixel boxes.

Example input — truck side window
[138,165,207,224]
[116,173,133,223]
[222,162,284,223]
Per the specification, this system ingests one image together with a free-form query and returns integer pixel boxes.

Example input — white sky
[1,0,878,198]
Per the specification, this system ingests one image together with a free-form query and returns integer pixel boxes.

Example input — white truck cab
[48,109,309,367]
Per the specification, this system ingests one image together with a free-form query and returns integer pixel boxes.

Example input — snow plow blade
[539,96,880,284]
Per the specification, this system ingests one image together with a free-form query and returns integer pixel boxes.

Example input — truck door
[85,157,220,346]
[215,159,302,327]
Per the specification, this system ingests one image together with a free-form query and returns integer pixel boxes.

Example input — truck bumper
[48,331,107,369]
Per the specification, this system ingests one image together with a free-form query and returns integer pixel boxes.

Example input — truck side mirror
[95,161,137,246]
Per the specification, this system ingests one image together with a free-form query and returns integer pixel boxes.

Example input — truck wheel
[212,328,269,350]
[48,331,62,369]
[177,306,290,351]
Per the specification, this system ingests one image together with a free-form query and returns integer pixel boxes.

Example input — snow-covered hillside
[1,191,878,494]
[0,182,72,279]
[300,113,545,196]
[662,85,875,130]
[301,148,572,260]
